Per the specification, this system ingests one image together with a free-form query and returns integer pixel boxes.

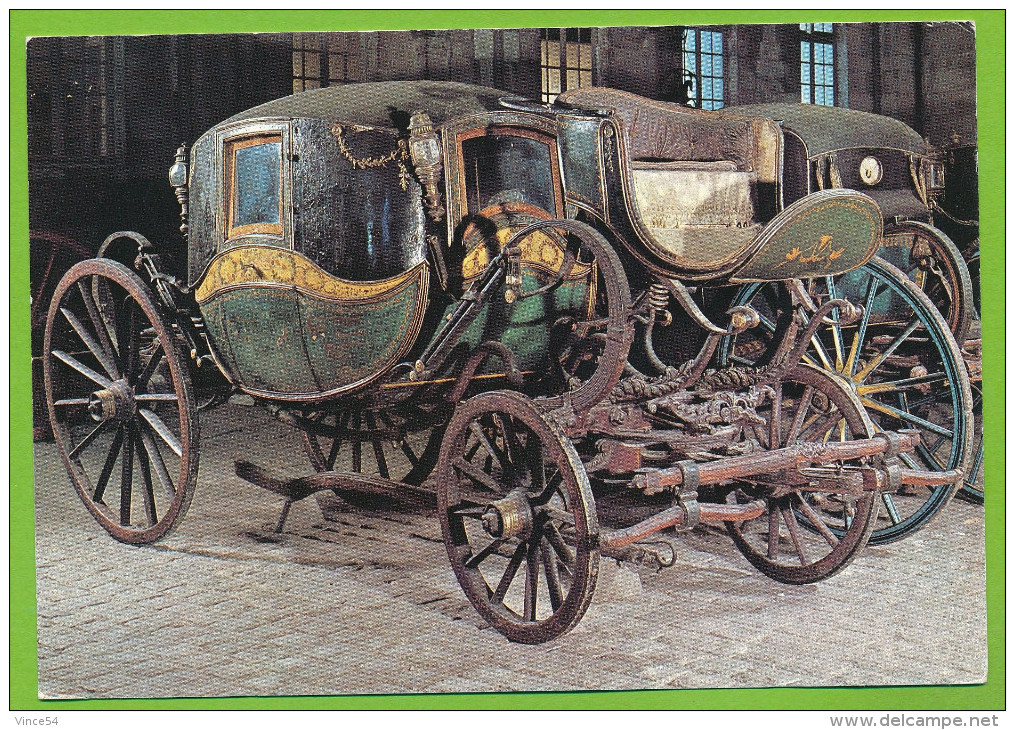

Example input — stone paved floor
[34,402,987,699]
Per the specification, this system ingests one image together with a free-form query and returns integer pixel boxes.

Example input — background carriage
[43,81,967,643]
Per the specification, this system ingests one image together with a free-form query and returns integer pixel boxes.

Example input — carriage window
[225,135,283,238]
[461,132,559,216]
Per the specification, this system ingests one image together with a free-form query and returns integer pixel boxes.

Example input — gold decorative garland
[331,124,411,191]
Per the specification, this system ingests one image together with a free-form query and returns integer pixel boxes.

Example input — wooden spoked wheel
[726,365,879,584]
[436,391,598,644]
[719,258,973,545]
[958,378,984,503]
[300,408,443,507]
[44,259,198,544]
[884,221,974,345]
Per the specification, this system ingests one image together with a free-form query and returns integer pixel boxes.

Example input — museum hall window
[540,28,593,104]
[800,23,836,106]
[292,33,362,93]
[682,27,725,110]
[27,36,124,163]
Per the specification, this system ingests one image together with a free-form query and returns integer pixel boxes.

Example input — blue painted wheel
[718,257,974,545]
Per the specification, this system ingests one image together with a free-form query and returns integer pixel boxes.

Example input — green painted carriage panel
[299,279,424,392]
[447,269,592,372]
[201,288,319,395]
[731,190,882,282]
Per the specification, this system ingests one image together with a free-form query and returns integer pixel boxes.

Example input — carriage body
[184,82,597,403]
[43,80,970,644]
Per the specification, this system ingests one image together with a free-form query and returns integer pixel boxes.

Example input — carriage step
[234,460,437,532]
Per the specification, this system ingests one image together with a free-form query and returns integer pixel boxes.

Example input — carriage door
[453,125,594,369]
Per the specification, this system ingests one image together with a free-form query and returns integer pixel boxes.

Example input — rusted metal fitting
[483,489,533,539]
[674,460,701,532]
[88,380,135,422]
[726,306,760,334]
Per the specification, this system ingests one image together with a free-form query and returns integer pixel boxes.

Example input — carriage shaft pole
[599,500,767,549]
[632,432,923,493]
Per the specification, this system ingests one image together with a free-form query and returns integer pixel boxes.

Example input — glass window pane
[580,44,591,69]
[566,41,578,68]
[825,87,834,106]
[548,68,560,94]
[801,85,810,103]
[815,86,825,106]
[304,53,320,79]
[232,141,281,230]
[801,64,811,84]
[715,78,724,99]
[685,30,696,51]
[801,42,810,62]
[579,70,592,87]
[461,134,556,215]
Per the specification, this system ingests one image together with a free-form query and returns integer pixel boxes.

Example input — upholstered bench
[557,88,781,270]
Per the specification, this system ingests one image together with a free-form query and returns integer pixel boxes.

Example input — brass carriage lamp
[168,143,189,237]
[408,111,445,221]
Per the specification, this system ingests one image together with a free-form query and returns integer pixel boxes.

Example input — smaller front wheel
[436,391,599,644]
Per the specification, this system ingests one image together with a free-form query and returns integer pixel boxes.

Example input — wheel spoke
[881,492,902,525]
[545,522,575,566]
[134,393,179,403]
[138,425,177,499]
[139,408,183,457]
[846,277,882,377]
[53,397,91,407]
[466,537,505,569]
[453,456,502,492]
[858,397,954,439]
[351,412,363,473]
[364,412,389,479]
[471,419,506,471]
[855,371,947,396]
[492,542,527,604]
[786,386,815,444]
[135,430,159,526]
[77,280,120,373]
[524,540,540,622]
[52,349,111,388]
[767,502,780,559]
[825,276,846,370]
[69,419,111,460]
[795,496,840,548]
[119,426,135,526]
[781,501,809,565]
[60,306,120,380]
[770,381,783,447]
[92,426,125,503]
[534,471,563,507]
[541,541,564,611]
[852,319,921,384]
[135,349,166,389]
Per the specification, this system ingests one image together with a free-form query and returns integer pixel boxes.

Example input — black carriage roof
[727,103,928,155]
[222,80,514,132]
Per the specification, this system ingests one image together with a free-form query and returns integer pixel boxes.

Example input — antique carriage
[44,81,967,643]
[699,101,978,529]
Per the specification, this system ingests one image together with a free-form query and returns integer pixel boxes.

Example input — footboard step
[234,460,437,511]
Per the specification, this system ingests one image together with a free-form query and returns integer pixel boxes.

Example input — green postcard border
[9,8,1005,711]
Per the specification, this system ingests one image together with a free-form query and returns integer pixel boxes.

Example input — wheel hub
[481,488,533,539]
[88,379,136,422]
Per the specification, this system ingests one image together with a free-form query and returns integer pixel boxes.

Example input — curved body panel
[196,246,428,401]
[729,189,883,282]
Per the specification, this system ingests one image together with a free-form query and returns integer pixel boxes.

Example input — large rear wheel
[44,259,198,544]
[719,258,973,544]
